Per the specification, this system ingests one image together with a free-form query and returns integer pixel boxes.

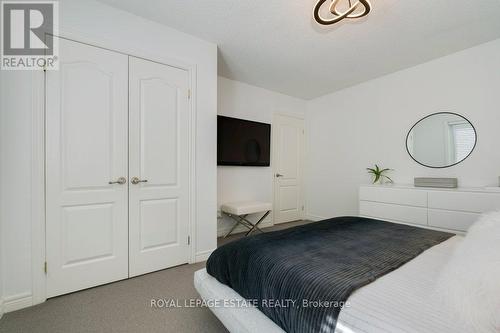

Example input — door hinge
[188,89,191,100]
[44,262,48,274]
[188,236,191,245]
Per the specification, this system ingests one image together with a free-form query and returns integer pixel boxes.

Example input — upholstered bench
[220,201,272,237]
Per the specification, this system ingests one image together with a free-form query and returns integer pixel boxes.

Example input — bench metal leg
[245,210,271,236]
[223,210,272,238]
[224,214,250,238]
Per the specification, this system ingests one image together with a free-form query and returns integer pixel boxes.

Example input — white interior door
[273,114,305,224]
[128,57,191,277]
[46,38,129,297]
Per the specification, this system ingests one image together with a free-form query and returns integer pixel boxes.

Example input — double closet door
[46,38,190,297]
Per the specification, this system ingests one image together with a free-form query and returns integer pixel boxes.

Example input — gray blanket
[206,216,453,333]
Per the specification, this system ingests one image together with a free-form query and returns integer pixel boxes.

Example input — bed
[194,217,463,333]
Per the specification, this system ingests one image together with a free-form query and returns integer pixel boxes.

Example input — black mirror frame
[405,112,477,169]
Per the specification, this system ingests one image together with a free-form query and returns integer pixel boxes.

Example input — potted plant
[367,165,394,184]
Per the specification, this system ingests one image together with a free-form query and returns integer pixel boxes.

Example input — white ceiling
[98,0,500,100]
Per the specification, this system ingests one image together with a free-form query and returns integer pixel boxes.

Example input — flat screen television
[217,116,271,166]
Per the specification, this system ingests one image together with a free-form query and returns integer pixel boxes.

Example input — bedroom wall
[305,38,500,220]
[0,70,33,311]
[0,71,3,316]
[0,0,217,311]
[217,77,306,236]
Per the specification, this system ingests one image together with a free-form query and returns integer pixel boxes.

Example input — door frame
[271,113,306,225]
[31,30,198,306]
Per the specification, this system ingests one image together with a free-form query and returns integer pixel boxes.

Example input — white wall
[305,38,500,220]
[217,77,306,235]
[0,70,34,311]
[0,69,4,317]
[0,0,217,310]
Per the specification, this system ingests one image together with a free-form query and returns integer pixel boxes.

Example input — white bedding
[194,236,467,333]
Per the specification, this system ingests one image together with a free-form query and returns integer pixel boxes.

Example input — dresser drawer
[359,201,428,226]
[428,191,500,213]
[428,209,480,232]
[359,186,427,207]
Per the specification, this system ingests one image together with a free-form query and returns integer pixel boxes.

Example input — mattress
[194,236,466,333]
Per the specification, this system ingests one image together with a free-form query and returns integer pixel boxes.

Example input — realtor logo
[1,1,58,70]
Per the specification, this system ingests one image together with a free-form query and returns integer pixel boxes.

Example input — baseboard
[195,249,215,263]
[305,214,328,221]
[3,293,33,313]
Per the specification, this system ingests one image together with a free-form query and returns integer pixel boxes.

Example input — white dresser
[359,184,500,233]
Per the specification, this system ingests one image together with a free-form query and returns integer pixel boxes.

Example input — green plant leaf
[384,175,394,183]
[368,165,394,184]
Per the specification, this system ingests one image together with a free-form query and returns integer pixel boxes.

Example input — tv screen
[217,116,271,166]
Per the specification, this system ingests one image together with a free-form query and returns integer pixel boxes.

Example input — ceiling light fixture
[314,0,371,26]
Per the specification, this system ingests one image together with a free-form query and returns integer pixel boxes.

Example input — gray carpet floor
[0,220,311,333]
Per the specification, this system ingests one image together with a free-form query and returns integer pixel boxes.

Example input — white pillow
[435,211,500,333]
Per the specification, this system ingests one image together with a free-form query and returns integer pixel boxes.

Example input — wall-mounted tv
[217,116,271,166]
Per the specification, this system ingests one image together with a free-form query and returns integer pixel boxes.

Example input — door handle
[131,177,148,185]
[109,177,127,185]
[275,173,284,178]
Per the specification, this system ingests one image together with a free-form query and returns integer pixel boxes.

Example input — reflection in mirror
[406,113,476,168]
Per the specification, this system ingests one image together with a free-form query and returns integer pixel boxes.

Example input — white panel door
[128,57,190,277]
[273,115,305,224]
[46,38,129,297]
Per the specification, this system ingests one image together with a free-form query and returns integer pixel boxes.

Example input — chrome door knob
[109,177,127,185]
[131,177,148,185]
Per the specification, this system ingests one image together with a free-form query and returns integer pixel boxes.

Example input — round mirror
[406,112,477,168]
